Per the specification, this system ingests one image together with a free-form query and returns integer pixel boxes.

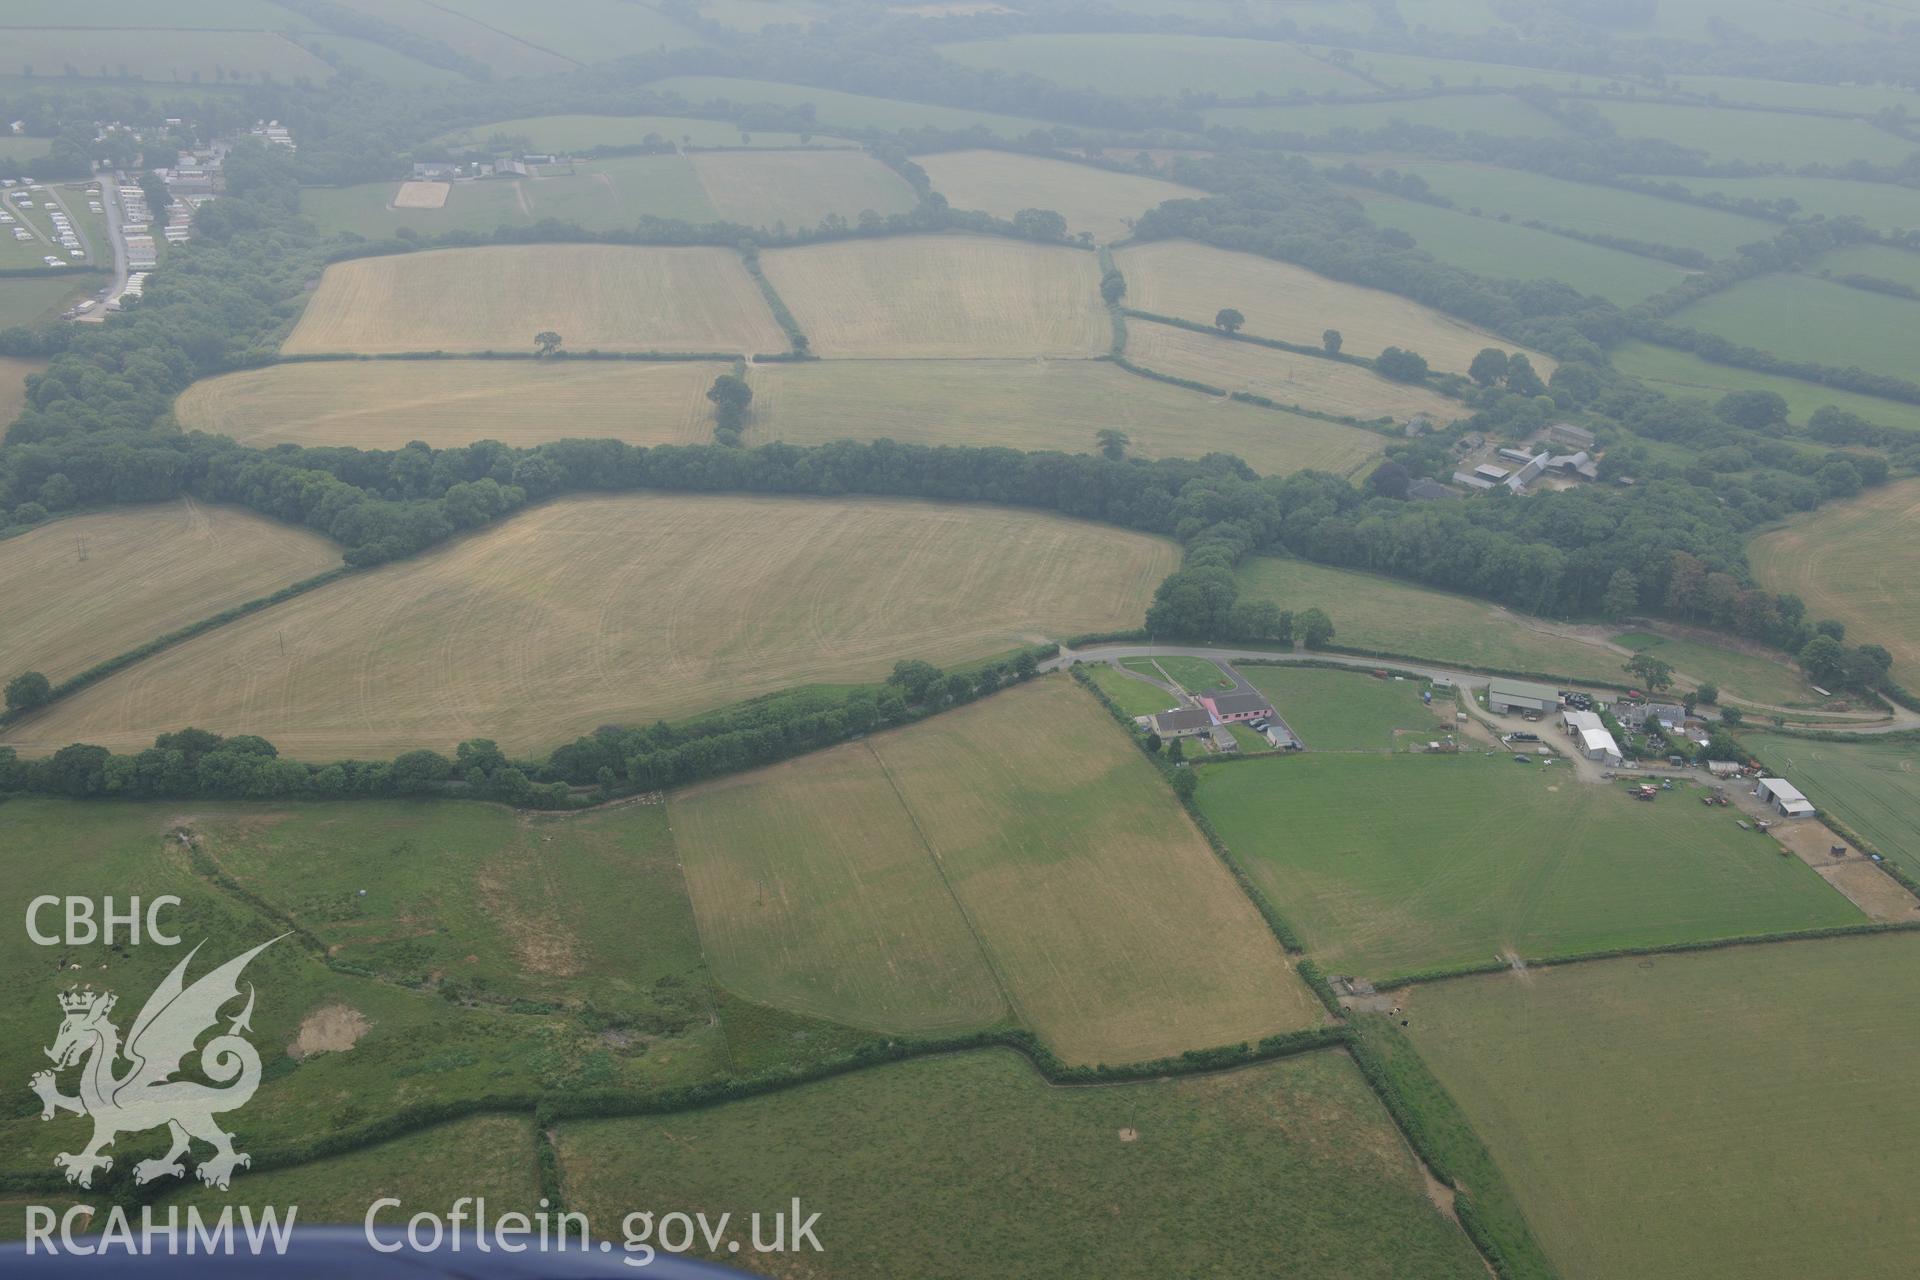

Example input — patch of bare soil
[1771,823,1919,920]
[289,1004,368,1059]
[476,852,583,977]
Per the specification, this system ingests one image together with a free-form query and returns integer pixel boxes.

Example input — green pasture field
[1673,273,1920,383]
[1638,0,1906,43]
[697,0,831,30]
[1812,243,1920,291]
[1375,161,1775,255]
[300,34,470,88]
[1241,667,1449,750]
[1155,655,1235,691]
[1591,100,1918,166]
[429,0,707,64]
[0,799,724,1177]
[689,150,918,229]
[0,0,297,25]
[938,34,1371,97]
[1652,174,1920,233]
[1323,46,1626,92]
[1207,93,1569,138]
[0,30,333,85]
[1612,340,1920,436]
[1608,631,1811,707]
[1406,934,1920,1279]
[0,137,49,166]
[436,114,846,151]
[1740,732,1920,879]
[1659,72,1920,115]
[1750,478,1920,691]
[556,1048,1488,1280]
[672,676,1322,1065]
[1086,664,1179,717]
[1193,753,1861,980]
[1356,194,1689,304]
[0,275,102,326]
[163,1113,541,1223]
[647,76,1063,136]
[1235,557,1625,684]
[0,356,43,427]
[300,155,719,238]
[322,0,573,78]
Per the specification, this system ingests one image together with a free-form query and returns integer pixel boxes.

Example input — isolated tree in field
[1374,347,1429,383]
[1095,428,1130,461]
[1601,568,1640,621]
[1624,653,1673,692]
[1693,682,1718,706]
[707,373,753,437]
[1322,329,1342,354]
[1468,347,1510,387]
[1298,607,1335,649]
[534,330,563,356]
[1214,307,1245,334]
[1011,207,1068,241]
[1718,706,1744,727]
[5,671,52,713]
[1100,268,1126,305]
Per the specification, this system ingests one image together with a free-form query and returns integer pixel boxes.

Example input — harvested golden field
[1116,240,1555,376]
[280,245,786,356]
[760,235,1108,357]
[0,356,44,428]
[391,180,450,209]
[6,495,1175,759]
[1124,320,1464,424]
[674,677,1323,1063]
[0,501,341,684]
[1750,478,1920,689]
[916,150,1202,243]
[744,358,1385,477]
[174,360,722,449]
[689,150,918,229]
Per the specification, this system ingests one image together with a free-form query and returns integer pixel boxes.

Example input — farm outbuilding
[1578,727,1623,766]
[1562,708,1604,735]
[1548,422,1596,450]
[1201,691,1274,724]
[1754,778,1816,818]
[1489,678,1558,715]
[1151,708,1213,740]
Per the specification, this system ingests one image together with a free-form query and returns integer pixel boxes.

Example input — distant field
[301,156,720,237]
[917,150,1199,243]
[1124,321,1460,431]
[762,235,1107,357]
[298,33,468,88]
[648,75,1062,136]
[5,495,1176,758]
[1673,273,1920,382]
[1612,340,1920,436]
[436,113,844,151]
[0,137,49,165]
[745,358,1385,475]
[1741,732,1920,880]
[1195,753,1861,980]
[1330,47,1630,92]
[1377,161,1774,255]
[0,276,102,327]
[1812,243,1920,291]
[1236,558,1623,682]
[0,30,333,84]
[689,150,917,228]
[324,0,574,77]
[428,0,705,63]
[676,677,1321,1064]
[1750,478,1920,689]
[1610,630,1812,708]
[0,356,42,428]
[1208,94,1569,138]
[0,0,298,25]
[282,245,785,355]
[1659,73,1920,115]
[938,33,1371,97]
[1592,100,1918,166]
[1654,174,1920,233]
[174,359,722,450]
[558,1049,1486,1279]
[165,1114,540,1225]
[1117,241,1554,376]
[0,501,340,683]
[1406,934,1920,1280]
[1241,667,1448,750]
[1356,194,1690,305]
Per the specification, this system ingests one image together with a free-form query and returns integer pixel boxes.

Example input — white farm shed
[1754,778,1816,818]
[1562,708,1603,735]
[1579,727,1623,766]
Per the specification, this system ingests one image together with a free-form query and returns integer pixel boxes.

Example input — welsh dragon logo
[30,938,281,1191]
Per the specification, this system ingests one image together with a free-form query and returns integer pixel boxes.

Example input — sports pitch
[673,677,1324,1064]
[1405,934,1920,1280]
[1194,753,1861,980]
[173,359,723,449]
[760,235,1109,357]
[6,495,1177,758]
[280,245,787,356]
[916,149,1202,243]
[0,501,341,684]
[1116,240,1555,376]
